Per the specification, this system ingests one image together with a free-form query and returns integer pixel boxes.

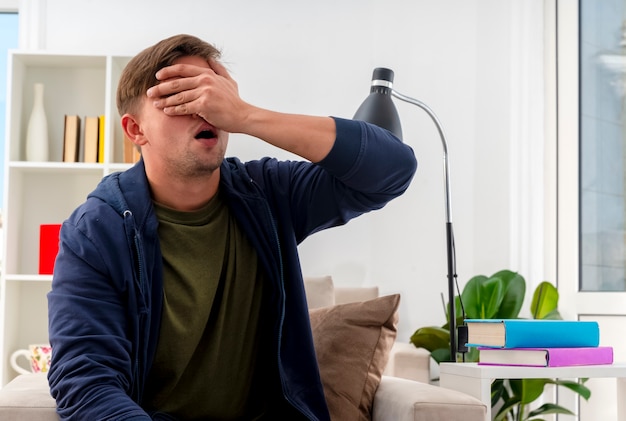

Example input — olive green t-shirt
[144,193,269,419]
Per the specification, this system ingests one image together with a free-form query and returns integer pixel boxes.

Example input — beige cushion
[304,275,336,309]
[334,286,380,304]
[309,294,400,421]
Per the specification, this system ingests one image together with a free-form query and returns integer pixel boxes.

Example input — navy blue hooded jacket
[47,117,417,420]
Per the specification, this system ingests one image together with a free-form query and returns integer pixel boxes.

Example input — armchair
[0,276,487,421]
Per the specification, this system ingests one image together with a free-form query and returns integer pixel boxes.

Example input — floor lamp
[353,67,460,362]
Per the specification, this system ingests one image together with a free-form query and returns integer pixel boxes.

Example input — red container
[39,224,62,275]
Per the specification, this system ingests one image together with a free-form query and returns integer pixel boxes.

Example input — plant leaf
[463,347,479,363]
[520,378,548,404]
[542,379,592,400]
[430,347,450,364]
[492,270,526,319]
[493,396,521,421]
[460,275,489,319]
[526,403,575,417]
[509,378,523,396]
[409,326,450,353]
[540,308,562,320]
[442,302,465,330]
[461,275,505,319]
[491,379,506,408]
[530,281,559,319]
[481,277,505,319]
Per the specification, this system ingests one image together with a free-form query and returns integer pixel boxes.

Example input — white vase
[25,83,49,162]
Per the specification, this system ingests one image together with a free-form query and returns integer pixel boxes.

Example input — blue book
[464,319,600,349]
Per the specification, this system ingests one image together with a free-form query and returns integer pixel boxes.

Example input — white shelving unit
[0,51,132,386]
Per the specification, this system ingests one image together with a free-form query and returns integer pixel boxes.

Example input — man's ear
[121,114,147,146]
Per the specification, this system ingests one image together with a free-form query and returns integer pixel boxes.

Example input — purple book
[477,346,614,367]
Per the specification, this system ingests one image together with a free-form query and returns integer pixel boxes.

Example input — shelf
[8,52,106,68]
[9,161,105,173]
[4,274,53,283]
[0,51,132,385]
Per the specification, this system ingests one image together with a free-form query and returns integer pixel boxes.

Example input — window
[579,0,626,291]
[0,12,19,209]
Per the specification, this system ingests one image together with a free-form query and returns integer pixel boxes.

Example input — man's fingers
[147,79,180,98]
[155,63,209,80]
[163,102,191,116]
[148,63,219,99]
[153,88,200,113]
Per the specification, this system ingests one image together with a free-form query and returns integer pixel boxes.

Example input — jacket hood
[89,159,153,224]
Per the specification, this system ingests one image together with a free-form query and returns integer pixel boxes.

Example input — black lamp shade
[353,67,403,140]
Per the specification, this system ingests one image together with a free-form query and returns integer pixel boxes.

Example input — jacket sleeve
[323,116,416,194]
[47,215,152,421]
[281,117,418,242]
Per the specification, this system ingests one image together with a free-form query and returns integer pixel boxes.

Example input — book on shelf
[464,319,600,349]
[83,116,100,163]
[63,115,81,162]
[477,346,614,367]
[98,115,105,163]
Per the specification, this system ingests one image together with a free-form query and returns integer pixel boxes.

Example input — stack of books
[464,319,614,367]
[62,114,140,164]
[63,114,103,163]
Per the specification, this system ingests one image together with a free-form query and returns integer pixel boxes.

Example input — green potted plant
[410,270,591,420]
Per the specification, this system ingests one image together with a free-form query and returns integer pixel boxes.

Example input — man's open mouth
[195,129,216,140]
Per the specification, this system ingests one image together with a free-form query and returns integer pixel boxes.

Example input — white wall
[18,0,546,342]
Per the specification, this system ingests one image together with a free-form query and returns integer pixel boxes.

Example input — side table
[440,362,626,421]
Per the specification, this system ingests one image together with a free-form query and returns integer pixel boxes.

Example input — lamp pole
[354,68,458,362]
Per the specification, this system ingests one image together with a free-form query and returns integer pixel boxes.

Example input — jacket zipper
[123,209,147,404]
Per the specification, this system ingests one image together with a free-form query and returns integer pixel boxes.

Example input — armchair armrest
[373,376,487,421]
[0,373,58,421]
